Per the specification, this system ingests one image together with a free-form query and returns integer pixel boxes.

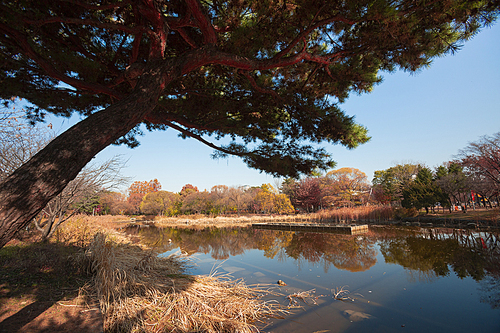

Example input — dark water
[127,225,500,333]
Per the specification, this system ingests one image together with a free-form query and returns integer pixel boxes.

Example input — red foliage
[295,177,321,211]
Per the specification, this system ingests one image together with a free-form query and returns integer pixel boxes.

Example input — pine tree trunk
[0,76,162,248]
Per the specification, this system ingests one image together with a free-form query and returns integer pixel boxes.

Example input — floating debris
[332,286,354,301]
[277,279,287,286]
[287,289,317,307]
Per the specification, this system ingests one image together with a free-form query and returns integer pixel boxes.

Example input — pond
[126,225,500,333]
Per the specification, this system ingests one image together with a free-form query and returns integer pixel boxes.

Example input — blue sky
[50,23,500,193]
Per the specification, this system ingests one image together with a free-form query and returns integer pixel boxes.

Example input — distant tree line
[372,132,500,214]
[2,100,499,233]
[98,167,375,216]
[101,182,296,216]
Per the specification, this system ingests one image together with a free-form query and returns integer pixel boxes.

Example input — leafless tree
[456,132,500,206]
[33,156,130,239]
[0,100,53,181]
[228,186,253,215]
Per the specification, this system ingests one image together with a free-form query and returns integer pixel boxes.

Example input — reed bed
[313,205,394,223]
[81,232,285,332]
[153,206,394,228]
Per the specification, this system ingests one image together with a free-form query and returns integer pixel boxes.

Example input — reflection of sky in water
[155,229,500,333]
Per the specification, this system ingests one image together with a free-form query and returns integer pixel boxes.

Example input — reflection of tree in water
[252,229,293,262]
[250,229,378,272]
[132,226,256,259]
[282,232,377,272]
[127,226,378,272]
[372,226,500,309]
[478,233,500,309]
[127,225,500,308]
[377,228,500,283]
[479,274,500,309]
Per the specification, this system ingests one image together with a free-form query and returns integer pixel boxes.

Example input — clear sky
[49,23,500,193]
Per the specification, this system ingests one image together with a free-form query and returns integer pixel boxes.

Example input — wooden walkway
[252,222,369,235]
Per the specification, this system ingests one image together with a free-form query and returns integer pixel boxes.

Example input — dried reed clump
[57,214,131,247]
[155,214,321,229]
[82,233,284,332]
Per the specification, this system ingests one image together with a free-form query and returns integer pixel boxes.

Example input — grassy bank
[1,215,285,332]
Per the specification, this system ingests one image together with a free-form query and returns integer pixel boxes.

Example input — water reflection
[280,231,377,272]
[127,225,499,285]
[127,226,379,273]
[379,229,497,281]
[125,225,500,332]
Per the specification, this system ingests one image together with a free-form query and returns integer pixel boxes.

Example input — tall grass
[56,214,133,246]
[80,233,284,332]
[313,205,394,223]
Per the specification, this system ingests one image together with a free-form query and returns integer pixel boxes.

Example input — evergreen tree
[402,167,441,213]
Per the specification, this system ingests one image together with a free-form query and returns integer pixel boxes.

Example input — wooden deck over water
[252,222,369,235]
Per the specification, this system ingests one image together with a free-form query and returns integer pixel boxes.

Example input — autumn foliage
[129,179,162,195]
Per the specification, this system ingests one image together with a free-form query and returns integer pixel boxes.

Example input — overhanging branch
[0,23,124,100]
[163,119,249,157]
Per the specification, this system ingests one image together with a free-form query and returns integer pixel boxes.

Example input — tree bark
[0,73,162,248]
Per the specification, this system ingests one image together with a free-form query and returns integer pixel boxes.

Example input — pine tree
[1,0,498,246]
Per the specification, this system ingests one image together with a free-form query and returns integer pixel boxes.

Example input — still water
[127,225,500,333]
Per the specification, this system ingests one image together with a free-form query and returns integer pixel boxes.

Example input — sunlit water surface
[127,225,500,333]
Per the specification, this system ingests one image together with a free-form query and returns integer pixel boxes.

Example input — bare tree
[456,132,500,204]
[100,191,129,215]
[468,174,498,208]
[0,100,52,181]
[33,156,129,239]
[227,186,252,215]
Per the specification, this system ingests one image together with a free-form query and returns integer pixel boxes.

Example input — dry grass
[332,286,353,301]
[152,206,394,228]
[153,214,315,230]
[312,205,394,223]
[55,214,131,247]
[79,232,285,332]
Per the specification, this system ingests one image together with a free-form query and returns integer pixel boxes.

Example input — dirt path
[0,296,102,333]
[0,238,103,333]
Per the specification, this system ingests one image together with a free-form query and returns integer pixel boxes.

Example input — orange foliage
[129,179,161,195]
